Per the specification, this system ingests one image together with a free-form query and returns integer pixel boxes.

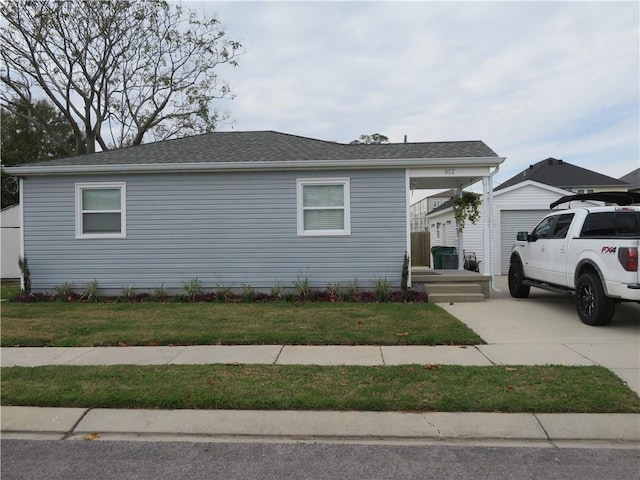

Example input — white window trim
[75,182,127,239]
[296,178,351,236]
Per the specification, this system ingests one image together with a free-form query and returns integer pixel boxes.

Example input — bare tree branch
[1,0,243,154]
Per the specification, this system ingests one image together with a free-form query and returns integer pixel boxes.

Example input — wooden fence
[411,231,431,267]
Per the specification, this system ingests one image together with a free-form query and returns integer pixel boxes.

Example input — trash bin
[441,253,459,269]
[431,246,457,270]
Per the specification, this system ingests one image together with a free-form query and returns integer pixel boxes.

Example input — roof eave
[5,156,505,176]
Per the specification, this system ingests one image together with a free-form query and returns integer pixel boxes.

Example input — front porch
[411,267,491,303]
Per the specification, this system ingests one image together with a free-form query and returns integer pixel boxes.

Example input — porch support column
[482,175,491,276]
[456,185,464,269]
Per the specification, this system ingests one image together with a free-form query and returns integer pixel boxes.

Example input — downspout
[488,164,500,293]
[456,184,464,269]
[405,170,412,287]
[18,178,25,291]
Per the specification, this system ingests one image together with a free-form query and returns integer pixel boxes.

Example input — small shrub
[409,289,428,303]
[294,275,310,300]
[374,277,389,302]
[326,282,341,302]
[401,252,410,301]
[270,281,283,300]
[82,279,99,302]
[240,283,255,302]
[12,291,50,302]
[18,256,31,294]
[344,279,358,301]
[252,292,270,302]
[153,283,169,301]
[356,290,375,303]
[182,278,202,301]
[193,292,214,302]
[133,292,150,303]
[216,284,231,302]
[54,281,76,301]
[121,285,135,301]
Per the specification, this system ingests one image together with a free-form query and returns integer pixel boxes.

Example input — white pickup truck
[508,192,640,326]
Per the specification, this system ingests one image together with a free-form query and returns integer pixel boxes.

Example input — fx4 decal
[601,246,617,254]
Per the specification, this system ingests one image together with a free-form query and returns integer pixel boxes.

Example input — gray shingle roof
[17,130,499,168]
[495,157,628,191]
[620,168,640,187]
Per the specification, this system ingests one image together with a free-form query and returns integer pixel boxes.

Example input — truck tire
[575,273,615,326]
[508,261,530,298]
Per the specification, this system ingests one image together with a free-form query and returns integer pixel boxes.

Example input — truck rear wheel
[575,273,615,326]
[508,261,530,298]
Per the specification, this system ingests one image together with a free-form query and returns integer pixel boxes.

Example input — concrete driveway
[441,276,640,395]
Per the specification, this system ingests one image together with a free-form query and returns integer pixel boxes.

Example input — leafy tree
[1,0,243,155]
[1,99,75,207]
[350,133,390,145]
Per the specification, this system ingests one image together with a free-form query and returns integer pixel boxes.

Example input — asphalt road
[2,439,639,480]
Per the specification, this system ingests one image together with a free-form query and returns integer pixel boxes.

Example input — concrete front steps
[423,282,486,303]
[411,268,490,303]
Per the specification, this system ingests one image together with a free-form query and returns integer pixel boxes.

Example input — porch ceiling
[408,162,502,190]
[409,176,481,190]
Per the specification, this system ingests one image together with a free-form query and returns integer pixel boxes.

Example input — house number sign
[444,168,455,175]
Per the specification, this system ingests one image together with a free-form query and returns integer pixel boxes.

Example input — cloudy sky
[190,0,639,189]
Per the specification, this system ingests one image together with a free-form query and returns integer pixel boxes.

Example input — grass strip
[1,281,21,301]
[0,302,482,347]
[2,364,638,413]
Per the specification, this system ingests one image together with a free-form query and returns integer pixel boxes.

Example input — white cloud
[199,0,639,182]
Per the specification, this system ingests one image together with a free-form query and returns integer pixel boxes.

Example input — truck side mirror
[516,231,529,241]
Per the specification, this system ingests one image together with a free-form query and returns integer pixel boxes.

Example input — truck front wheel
[575,273,615,326]
[508,261,530,298]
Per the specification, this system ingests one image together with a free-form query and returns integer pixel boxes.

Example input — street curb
[2,407,639,445]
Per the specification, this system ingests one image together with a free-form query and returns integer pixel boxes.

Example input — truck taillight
[618,247,638,272]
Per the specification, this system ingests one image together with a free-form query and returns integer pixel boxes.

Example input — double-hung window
[76,183,126,239]
[297,178,351,236]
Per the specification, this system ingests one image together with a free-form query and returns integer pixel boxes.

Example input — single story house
[1,205,21,279]
[6,131,505,294]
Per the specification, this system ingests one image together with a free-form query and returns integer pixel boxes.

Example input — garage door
[500,210,548,274]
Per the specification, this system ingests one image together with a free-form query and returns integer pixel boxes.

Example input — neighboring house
[620,168,640,193]
[6,131,504,293]
[496,157,629,194]
[427,180,605,275]
[1,205,21,279]
[410,189,455,232]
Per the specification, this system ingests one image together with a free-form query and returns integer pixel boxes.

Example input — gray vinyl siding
[22,169,407,293]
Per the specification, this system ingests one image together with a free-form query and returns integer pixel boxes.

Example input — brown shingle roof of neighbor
[14,130,500,168]
[495,157,628,191]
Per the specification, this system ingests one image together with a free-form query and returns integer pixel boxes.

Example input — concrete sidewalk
[0,344,594,367]
[2,406,639,447]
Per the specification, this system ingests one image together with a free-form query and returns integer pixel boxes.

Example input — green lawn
[0,302,483,347]
[1,281,21,301]
[2,364,638,413]
[5,296,637,414]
